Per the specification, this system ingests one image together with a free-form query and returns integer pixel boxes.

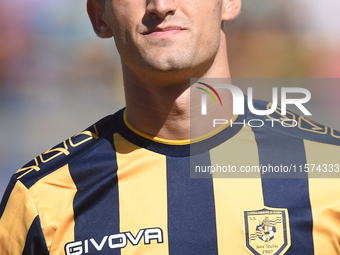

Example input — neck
[122,33,233,140]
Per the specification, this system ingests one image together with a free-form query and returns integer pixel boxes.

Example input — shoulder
[14,112,121,190]
[246,99,340,146]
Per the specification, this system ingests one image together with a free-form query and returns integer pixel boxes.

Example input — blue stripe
[166,153,218,255]
[69,135,120,254]
[253,127,314,254]
[22,216,49,255]
[0,175,17,219]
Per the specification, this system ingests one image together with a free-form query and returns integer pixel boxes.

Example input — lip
[142,26,186,36]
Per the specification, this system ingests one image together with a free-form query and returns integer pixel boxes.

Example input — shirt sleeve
[0,175,49,255]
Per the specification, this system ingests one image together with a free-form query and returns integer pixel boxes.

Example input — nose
[146,0,177,19]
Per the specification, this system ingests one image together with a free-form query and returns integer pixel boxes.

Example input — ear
[87,0,113,38]
[221,0,241,22]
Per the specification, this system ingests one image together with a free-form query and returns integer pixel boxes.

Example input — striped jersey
[1,99,340,255]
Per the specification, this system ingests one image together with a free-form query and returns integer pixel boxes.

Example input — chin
[141,48,190,68]
[146,58,194,73]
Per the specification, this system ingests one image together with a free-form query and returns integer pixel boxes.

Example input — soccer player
[1,0,340,254]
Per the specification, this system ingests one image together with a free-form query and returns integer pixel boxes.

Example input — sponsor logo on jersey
[64,227,163,255]
[244,207,291,255]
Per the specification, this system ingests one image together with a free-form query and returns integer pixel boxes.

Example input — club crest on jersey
[244,207,291,255]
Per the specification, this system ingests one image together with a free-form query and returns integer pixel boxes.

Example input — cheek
[195,16,221,48]
[107,1,142,42]
[109,18,135,51]
[189,1,223,37]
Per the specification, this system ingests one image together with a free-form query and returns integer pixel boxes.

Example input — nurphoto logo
[196,84,312,128]
[197,84,311,116]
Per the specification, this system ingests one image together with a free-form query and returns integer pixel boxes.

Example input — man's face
[101,0,232,75]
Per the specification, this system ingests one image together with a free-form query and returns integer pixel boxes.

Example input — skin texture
[87,0,241,139]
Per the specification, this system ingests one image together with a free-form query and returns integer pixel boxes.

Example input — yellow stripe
[0,181,38,255]
[115,133,169,254]
[124,110,238,145]
[304,140,340,254]
[210,126,264,254]
[29,165,77,254]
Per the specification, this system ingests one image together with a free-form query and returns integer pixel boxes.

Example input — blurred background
[1,0,340,197]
